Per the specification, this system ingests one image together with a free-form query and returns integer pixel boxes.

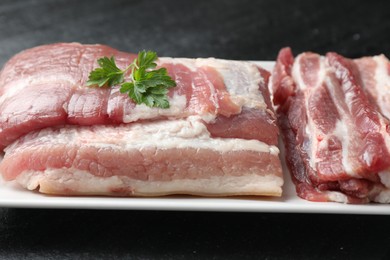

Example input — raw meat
[0,43,283,197]
[272,47,390,203]
[0,43,278,150]
[0,118,283,196]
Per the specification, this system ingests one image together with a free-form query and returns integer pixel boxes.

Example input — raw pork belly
[0,43,278,149]
[0,120,282,196]
[0,43,283,196]
[272,47,390,203]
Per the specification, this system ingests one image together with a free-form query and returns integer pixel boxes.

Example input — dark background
[1,0,390,259]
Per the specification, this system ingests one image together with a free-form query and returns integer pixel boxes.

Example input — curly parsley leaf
[87,50,176,108]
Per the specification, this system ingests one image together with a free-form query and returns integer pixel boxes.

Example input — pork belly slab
[0,43,278,150]
[272,47,390,203]
[0,119,283,196]
[0,43,283,197]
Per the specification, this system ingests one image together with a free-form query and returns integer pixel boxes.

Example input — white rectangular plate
[0,61,389,214]
[2,173,390,214]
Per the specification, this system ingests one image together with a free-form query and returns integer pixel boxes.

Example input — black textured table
[1,1,390,259]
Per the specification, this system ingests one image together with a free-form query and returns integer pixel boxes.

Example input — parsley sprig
[86,51,176,108]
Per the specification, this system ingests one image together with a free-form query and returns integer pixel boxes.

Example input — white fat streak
[158,57,267,109]
[318,56,327,86]
[344,83,355,113]
[268,68,274,100]
[117,118,279,154]
[12,117,279,156]
[327,191,349,203]
[292,55,327,170]
[373,55,390,118]
[122,93,187,123]
[122,119,278,154]
[324,74,360,177]
[304,125,316,169]
[292,55,316,168]
[332,120,354,174]
[292,54,306,90]
[16,169,284,196]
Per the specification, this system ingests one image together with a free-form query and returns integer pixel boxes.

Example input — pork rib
[273,47,390,203]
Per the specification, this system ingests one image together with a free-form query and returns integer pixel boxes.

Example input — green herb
[86,50,176,108]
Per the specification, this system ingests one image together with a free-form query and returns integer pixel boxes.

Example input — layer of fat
[158,57,267,110]
[9,117,279,156]
[326,191,349,204]
[292,55,307,90]
[16,168,283,197]
[122,93,188,123]
[332,119,354,175]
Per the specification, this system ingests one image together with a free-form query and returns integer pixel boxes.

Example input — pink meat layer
[0,43,277,150]
[2,144,279,182]
[272,47,390,203]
